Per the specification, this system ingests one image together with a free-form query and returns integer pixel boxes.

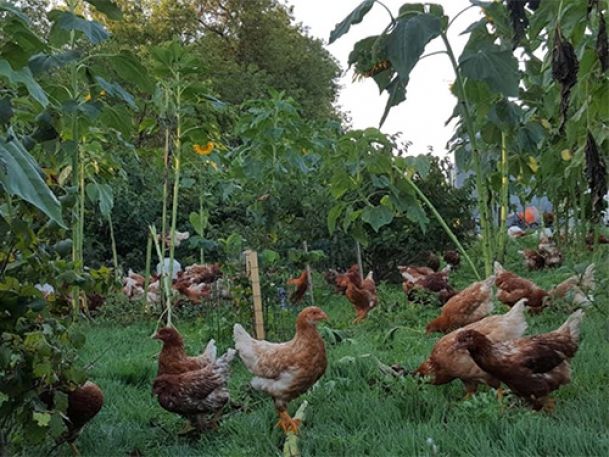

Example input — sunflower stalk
[497,132,509,263]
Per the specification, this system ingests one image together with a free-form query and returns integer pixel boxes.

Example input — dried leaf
[551,27,579,133]
[506,0,528,48]
[584,131,608,220]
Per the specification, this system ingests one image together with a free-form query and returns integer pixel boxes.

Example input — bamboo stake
[144,233,152,310]
[283,401,309,457]
[355,241,364,282]
[245,250,265,339]
[302,241,315,307]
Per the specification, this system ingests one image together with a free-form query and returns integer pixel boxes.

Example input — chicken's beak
[320,311,329,321]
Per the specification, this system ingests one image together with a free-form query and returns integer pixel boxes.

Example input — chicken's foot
[276,410,301,434]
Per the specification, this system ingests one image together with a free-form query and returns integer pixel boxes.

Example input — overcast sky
[286,0,479,159]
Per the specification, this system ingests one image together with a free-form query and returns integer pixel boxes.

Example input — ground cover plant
[23,241,609,457]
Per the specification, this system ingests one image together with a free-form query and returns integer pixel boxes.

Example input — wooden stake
[245,250,265,340]
[355,241,364,281]
[302,241,315,307]
[144,233,152,311]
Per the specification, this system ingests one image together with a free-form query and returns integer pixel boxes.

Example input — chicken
[122,269,145,298]
[345,271,378,323]
[456,309,583,410]
[42,381,104,455]
[401,269,457,304]
[546,263,595,307]
[425,275,495,334]
[153,347,235,431]
[287,270,309,304]
[519,249,546,270]
[494,261,548,312]
[233,306,328,433]
[175,282,211,303]
[183,263,222,284]
[415,299,528,395]
[153,327,218,376]
[538,235,563,267]
[443,250,461,269]
[324,264,360,294]
[585,232,609,249]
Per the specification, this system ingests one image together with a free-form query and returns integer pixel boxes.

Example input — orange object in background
[517,207,539,224]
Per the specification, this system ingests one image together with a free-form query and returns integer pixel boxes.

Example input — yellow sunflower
[193,142,214,156]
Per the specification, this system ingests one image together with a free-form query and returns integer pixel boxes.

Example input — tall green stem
[108,213,119,282]
[166,71,182,324]
[68,0,81,319]
[199,170,205,264]
[405,175,481,280]
[441,32,493,276]
[497,132,509,263]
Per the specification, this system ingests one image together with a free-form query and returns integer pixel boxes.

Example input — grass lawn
[33,240,609,456]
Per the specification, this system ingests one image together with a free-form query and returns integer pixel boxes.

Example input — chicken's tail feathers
[365,271,374,281]
[558,309,584,342]
[582,263,595,291]
[482,274,496,289]
[233,324,253,348]
[213,348,237,376]
[202,339,217,362]
[402,272,416,283]
[503,299,528,336]
[493,261,505,274]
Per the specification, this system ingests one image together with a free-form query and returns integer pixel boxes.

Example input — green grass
[34,240,609,456]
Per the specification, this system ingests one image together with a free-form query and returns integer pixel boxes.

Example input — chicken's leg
[276,409,301,434]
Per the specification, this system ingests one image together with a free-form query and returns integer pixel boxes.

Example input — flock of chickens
[49,239,597,453]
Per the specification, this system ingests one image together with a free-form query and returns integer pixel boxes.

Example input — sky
[286,0,480,159]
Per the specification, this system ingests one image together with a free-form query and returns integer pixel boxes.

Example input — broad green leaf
[330,172,352,199]
[361,205,393,232]
[84,0,123,20]
[0,136,64,227]
[386,13,441,82]
[329,0,375,44]
[0,59,48,107]
[85,182,113,217]
[95,76,136,108]
[488,99,521,129]
[459,37,519,97]
[107,52,153,92]
[327,204,343,234]
[189,211,209,235]
[49,11,109,45]
[28,51,80,76]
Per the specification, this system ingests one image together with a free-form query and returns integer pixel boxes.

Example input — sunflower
[193,142,214,156]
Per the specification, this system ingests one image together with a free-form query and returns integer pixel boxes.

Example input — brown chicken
[538,235,563,268]
[153,346,235,432]
[287,270,310,304]
[415,299,528,395]
[324,264,361,294]
[175,282,211,303]
[443,250,461,269]
[401,268,457,304]
[153,327,218,376]
[456,309,583,410]
[519,249,546,270]
[494,261,548,312]
[546,263,595,307]
[233,306,328,433]
[183,263,222,284]
[42,381,104,455]
[345,271,378,323]
[425,275,495,334]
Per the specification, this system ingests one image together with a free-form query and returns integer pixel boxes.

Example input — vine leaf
[329,0,375,44]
